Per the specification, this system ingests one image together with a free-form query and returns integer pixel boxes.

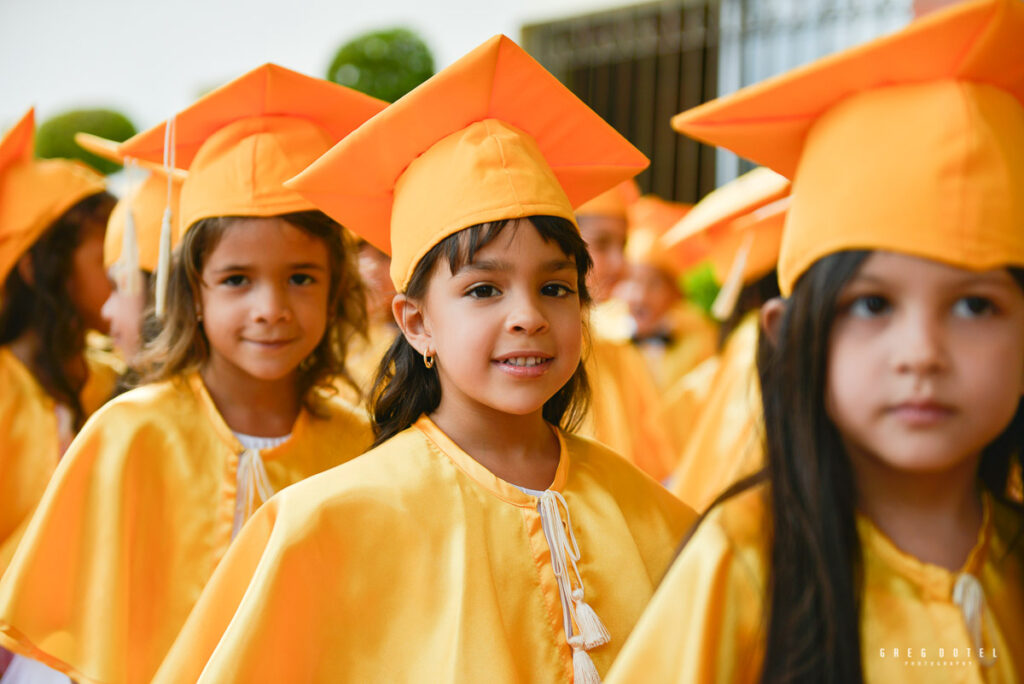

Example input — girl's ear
[392,294,432,356]
[760,296,786,347]
[16,254,35,286]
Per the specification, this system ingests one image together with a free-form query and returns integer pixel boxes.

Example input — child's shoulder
[685,484,770,586]
[273,424,441,503]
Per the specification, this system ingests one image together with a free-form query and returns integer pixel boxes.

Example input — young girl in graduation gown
[607,0,1024,680]
[0,109,120,576]
[74,132,187,382]
[0,64,387,684]
[153,35,695,684]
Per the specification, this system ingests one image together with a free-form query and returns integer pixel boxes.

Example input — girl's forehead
[849,251,1017,287]
[205,218,328,265]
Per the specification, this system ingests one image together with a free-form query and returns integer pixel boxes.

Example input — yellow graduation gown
[152,416,696,683]
[0,372,373,684]
[606,486,1024,682]
[583,337,679,482]
[667,313,763,511]
[0,346,120,573]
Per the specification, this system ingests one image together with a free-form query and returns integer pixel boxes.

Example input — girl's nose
[506,292,548,335]
[891,311,947,376]
[252,283,292,323]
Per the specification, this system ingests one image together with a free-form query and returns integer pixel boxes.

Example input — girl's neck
[429,399,560,491]
[200,356,301,438]
[852,452,984,572]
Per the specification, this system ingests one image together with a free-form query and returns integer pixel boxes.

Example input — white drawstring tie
[232,449,275,538]
[953,572,996,667]
[538,490,609,683]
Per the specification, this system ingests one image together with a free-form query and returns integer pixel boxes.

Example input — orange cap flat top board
[76,133,187,271]
[119,63,388,234]
[286,34,649,291]
[0,109,106,285]
[576,179,643,219]
[672,0,1024,295]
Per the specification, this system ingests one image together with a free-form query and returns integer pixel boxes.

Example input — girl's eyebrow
[211,262,327,273]
[457,258,576,274]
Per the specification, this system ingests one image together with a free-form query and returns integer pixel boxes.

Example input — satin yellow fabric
[0,372,372,684]
[0,346,120,574]
[153,415,695,683]
[667,313,764,511]
[583,336,679,481]
[607,486,1024,682]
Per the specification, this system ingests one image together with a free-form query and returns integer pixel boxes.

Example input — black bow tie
[631,332,673,346]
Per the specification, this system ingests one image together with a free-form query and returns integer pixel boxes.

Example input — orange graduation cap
[76,133,187,281]
[0,109,106,285]
[119,63,388,234]
[576,179,642,219]
[286,34,649,291]
[661,167,790,319]
[623,195,695,277]
[118,63,388,313]
[672,0,1024,295]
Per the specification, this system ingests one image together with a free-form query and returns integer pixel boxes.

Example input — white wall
[1,0,647,133]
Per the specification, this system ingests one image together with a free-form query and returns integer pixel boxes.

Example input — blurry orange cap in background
[624,195,695,277]
[76,132,187,272]
[672,0,1024,295]
[0,109,106,285]
[576,179,642,219]
[286,34,649,291]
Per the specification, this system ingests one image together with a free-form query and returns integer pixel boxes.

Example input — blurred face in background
[358,241,397,327]
[618,262,680,338]
[68,216,114,334]
[577,214,627,303]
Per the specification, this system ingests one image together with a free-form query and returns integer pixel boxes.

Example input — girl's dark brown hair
[688,251,1024,683]
[0,191,116,429]
[137,211,366,413]
[716,268,780,350]
[370,215,593,446]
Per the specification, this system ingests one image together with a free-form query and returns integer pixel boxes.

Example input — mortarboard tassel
[154,116,176,319]
[710,231,754,322]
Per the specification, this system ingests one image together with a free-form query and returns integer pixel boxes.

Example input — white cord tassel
[154,115,176,319]
[572,588,610,649]
[539,490,609,680]
[232,449,276,538]
[953,572,997,666]
[710,230,754,322]
[571,637,602,684]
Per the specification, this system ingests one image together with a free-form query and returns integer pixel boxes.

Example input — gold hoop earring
[423,353,435,369]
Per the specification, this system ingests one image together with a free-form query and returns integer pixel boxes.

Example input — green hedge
[327,28,434,103]
[36,109,136,175]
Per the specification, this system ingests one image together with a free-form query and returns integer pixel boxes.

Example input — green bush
[681,262,721,316]
[36,109,136,175]
[327,28,434,103]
